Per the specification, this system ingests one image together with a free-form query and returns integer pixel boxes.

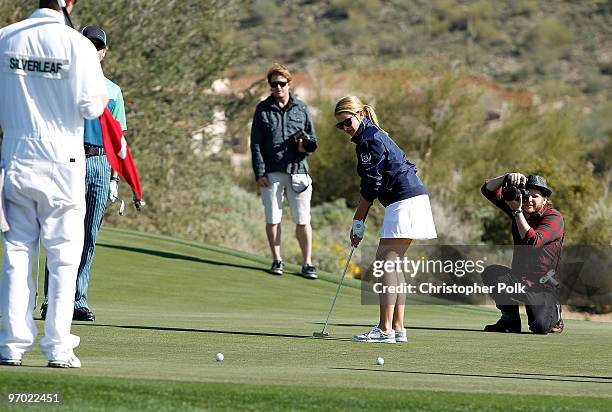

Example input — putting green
[0,228,610,411]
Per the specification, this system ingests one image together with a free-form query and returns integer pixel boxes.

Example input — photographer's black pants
[482,265,561,334]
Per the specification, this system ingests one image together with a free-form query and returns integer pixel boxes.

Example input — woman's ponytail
[362,105,382,131]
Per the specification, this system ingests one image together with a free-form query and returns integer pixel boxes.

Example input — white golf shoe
[0,349,23,366]
[48,350,81,368]
[0,357,22,366]
[352,326,396,343]
[395,328,408,343]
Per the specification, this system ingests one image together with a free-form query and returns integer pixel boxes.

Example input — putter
[34,238,41,309]
[313,245,356,338]
[313,205,370,338]
[31,0,69,311]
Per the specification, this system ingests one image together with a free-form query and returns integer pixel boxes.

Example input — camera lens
[502,185,520,201]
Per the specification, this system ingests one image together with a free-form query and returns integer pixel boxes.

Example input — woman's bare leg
[375,238,412,332]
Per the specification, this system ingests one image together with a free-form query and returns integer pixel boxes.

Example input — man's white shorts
[260,172,312,225]
[380,195,437,239]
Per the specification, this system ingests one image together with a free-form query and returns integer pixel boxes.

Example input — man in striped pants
[41,25,127,322]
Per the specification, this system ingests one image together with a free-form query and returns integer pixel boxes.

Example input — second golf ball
[376,357,384,365]
[215,353,224,362]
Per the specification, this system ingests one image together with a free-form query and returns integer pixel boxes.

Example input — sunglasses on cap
[335,115,355,130]
[269,81,288,88]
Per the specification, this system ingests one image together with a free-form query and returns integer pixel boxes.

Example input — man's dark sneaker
[73,307,95,322]
[269,260,284,276]
[550,318,564,333]
[301,264,317,280]
[40,304,47,320]
[484,318,521,333]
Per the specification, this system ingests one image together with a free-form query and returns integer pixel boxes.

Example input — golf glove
[351,219,366,239]
[109,177,119,203]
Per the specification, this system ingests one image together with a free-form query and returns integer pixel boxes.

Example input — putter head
[313,331,329,338]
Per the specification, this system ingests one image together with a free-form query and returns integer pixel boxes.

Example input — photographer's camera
[502,175,529,201]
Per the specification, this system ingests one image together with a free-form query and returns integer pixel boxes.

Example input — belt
[84,145,105,157]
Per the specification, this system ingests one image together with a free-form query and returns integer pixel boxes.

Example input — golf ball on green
[215,353,224,362]
[376,357,384,365]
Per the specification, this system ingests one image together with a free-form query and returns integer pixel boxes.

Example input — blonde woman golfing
[334,96,437,343]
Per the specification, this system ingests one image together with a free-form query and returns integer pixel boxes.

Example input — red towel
[100,107,143,200]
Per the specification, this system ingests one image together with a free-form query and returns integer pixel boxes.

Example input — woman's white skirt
[380,195,437,239]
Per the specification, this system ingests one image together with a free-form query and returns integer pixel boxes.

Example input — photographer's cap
[81,25,107,48]
[526,175,552,197]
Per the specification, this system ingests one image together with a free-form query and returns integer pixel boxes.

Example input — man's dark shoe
[550,318,564,333]
[40,304,47,320]
[301,264,317,280]
[484,318,521,333]
[73,307,95,322]
[269,260,284,276]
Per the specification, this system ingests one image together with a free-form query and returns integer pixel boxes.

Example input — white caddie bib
[3,53,70,80]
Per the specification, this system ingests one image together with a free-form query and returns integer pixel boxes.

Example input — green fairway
[0,228,610,411]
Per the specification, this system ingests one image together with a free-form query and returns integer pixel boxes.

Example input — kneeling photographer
[480,173,564,334]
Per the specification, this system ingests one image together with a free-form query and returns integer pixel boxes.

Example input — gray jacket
[250,94,317,180]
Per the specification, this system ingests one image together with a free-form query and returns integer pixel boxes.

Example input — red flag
[100,107,143,200]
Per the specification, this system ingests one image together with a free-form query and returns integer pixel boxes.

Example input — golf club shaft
[316,207,370,336]
[320,245,355,335]
[56,0,74,28]
[35,238,41,309]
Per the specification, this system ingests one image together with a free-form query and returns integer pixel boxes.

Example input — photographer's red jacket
[481,182,564,287]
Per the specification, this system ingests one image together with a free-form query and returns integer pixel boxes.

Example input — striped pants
[44,154,111,309]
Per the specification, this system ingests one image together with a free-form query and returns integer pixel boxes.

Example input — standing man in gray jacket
[250,64,318,279]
